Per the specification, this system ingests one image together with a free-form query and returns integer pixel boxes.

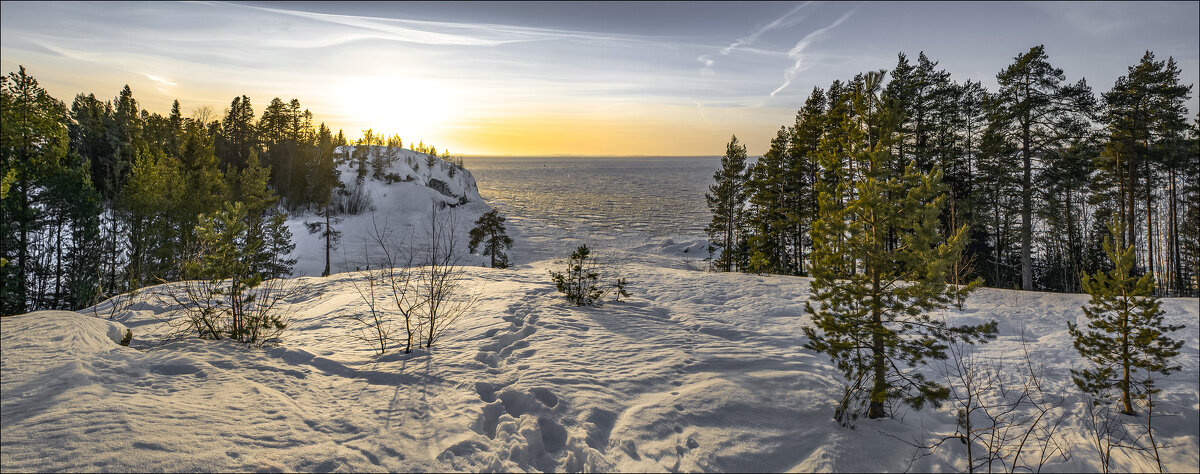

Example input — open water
[465,156,722,262]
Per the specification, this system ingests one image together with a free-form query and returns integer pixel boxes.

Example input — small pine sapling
[550,245,628,306]
[613,278,630,302]
[551,245,603,306]
[1069,220,1184,416]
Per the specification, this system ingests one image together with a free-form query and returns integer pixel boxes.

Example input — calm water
[465,156,721,261]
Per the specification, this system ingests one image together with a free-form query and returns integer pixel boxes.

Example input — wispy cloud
[226,1,654,48]
[698,2,812,70]
[769,7,857,96]
[145,74,176,87]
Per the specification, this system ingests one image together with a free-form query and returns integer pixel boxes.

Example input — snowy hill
[2,256,1197,472]
[286,146,491,277]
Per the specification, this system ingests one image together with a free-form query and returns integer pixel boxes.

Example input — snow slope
[286,146,491,277]
[2,254,1197,472]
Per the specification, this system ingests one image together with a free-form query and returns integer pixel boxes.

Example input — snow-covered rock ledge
[287,146,493,277]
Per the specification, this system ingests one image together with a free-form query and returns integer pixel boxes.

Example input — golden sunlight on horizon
[332,76,459,146]
[329,100,787,157]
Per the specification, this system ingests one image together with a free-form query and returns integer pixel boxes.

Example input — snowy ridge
[2,260,1197,472]
[334,145,483,207]
[287,146,491,277]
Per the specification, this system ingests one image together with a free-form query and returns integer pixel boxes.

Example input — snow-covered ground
[2,153,1197,472]
[2,257,1197,472]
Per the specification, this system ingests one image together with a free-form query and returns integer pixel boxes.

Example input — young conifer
[468,209,513,268]
[1069,220,1184,415]
[804,77,995,423]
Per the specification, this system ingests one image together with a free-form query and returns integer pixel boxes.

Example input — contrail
[769,8,857,97]
[720,1,812,56]
[698,1,812,67]
[221,1,652,48]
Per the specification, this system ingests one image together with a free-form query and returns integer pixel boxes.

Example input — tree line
[707,46,1199,296]
[719,47,1186,470]
[0,66,452,316]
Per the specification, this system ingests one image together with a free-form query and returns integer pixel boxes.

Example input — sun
[335,75,457,144]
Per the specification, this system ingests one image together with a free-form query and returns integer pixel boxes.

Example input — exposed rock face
[427,178,455,198]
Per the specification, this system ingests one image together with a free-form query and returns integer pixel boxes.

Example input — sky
[1,1,1197,156]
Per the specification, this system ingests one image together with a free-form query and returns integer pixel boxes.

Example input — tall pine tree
[705,135,748,272]
[989,45,1095,290]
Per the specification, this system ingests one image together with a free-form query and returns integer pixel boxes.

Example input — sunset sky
[2,1,1197,156]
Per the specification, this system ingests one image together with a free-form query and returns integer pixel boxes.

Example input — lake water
[465,156,722,263]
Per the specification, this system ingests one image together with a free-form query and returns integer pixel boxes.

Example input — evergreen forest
[0,66,455,316]
[707,46,1199,297]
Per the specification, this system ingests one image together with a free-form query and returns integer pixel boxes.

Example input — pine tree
[1100,51,1193,295]
[468,209,513,268]
[705,135,748,272]
[189,201,261,341]
[305,123,341,276]
[1069,220,1184,415]
[1,66,73,314]
[236,153,295,279]
[120,148,185,287]
[745,127,791,274]
[217,95,256,171]
[785,88,826,276]
[803,78,995,422]
[989,45,1096,290]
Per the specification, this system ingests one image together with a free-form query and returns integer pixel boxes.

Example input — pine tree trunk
[868,268,887,419]
[489,231,497,268]
[17,177,30,314]
[1128,157,1138,265]
[1021,125,1033,291]
[1145,151,1155,293]
[322,203,331,277]
[1168,167,1180,295]
[54,213,64,308]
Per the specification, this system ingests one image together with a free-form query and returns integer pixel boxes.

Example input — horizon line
[459,154,730,159]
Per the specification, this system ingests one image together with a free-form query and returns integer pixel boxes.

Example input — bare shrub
[345,216,428,354]
[916,331,1070,473]
[158,275,301,346]
[416,204,477,348]
[348,262,393,355]
[90,283,139,321]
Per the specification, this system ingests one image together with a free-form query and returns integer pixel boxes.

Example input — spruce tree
[217,95,256,171]
[804,78,995,422]
[1069,220,1184,415]
[705,135,748,272]
[468,209,513,268]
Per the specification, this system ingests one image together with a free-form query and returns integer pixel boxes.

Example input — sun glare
[336,76,457,143]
